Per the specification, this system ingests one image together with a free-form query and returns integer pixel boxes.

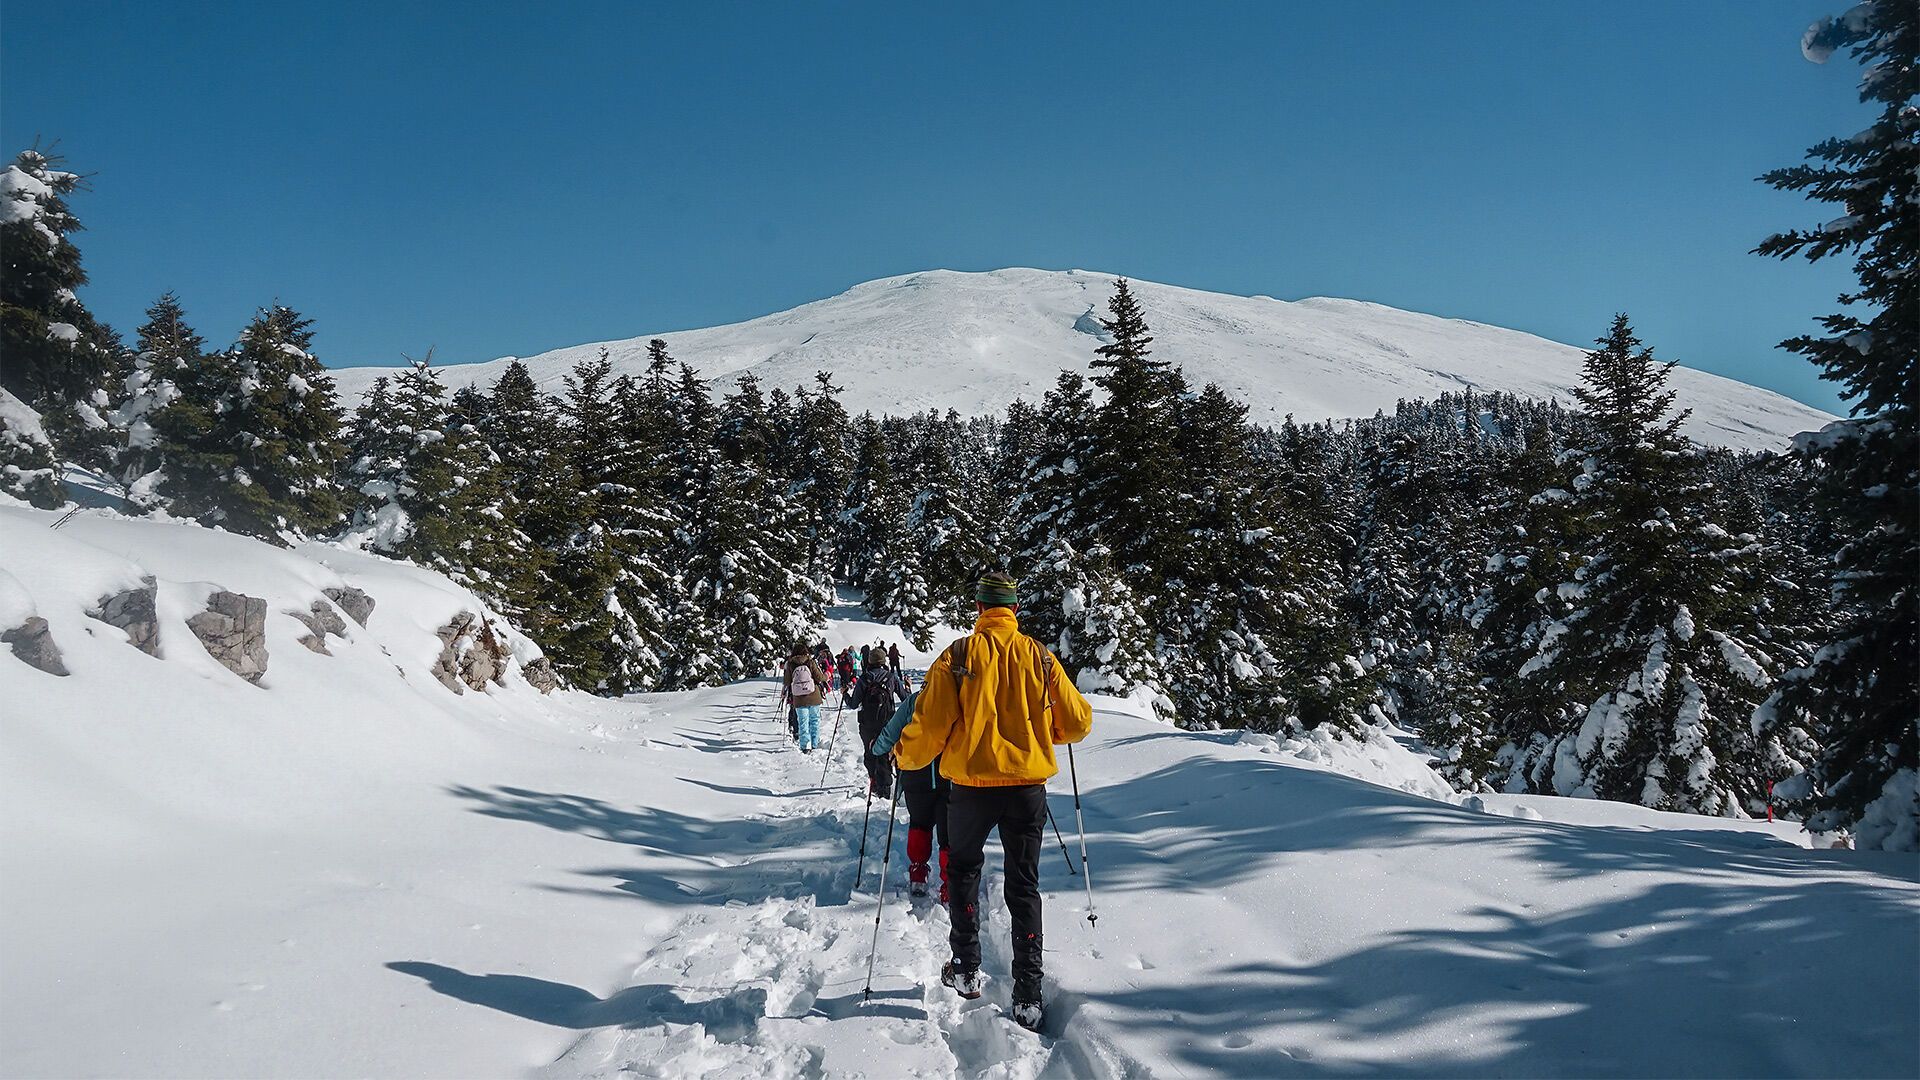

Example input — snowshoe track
[539,686,1076,1079]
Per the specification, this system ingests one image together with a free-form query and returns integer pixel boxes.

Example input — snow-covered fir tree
[1241,419,1382,736]
[1163,397,1381,735]
[1454,412,1587,791]
[1007,371,1099,646]
[0,387,63,508]
[342,357,522,603]
[1346,409,1502,734]
[1081,279,1188,597]
[1420,629,1503,791]
[1752,1,1918,850]
[466,361,601,686]
[108,294,204,510]
[0,148,118,465]
[152,305,346,540]
[662,363,821,687]
[1021,535,1170,718]
[895,419,991,633]
[556,350,670,693]
[1522,317,1784,815]
[783,372,853,602]
[839,413,903,601]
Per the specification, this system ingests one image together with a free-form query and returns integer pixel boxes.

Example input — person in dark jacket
[836,649,856,706]
[888,642,903,675]
[847,662,907,797]
[814,641,835,692]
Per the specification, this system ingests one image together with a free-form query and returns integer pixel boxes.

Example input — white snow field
[5,512,1917,1078]
[330,268,1835,452]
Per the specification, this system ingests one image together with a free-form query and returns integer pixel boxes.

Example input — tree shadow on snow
[385,962,770,1038]
[677,776,839,799]
[1079,875,1918,1078]
[444,784,859,907]
[1052,751,1920,1078]
[1066,750,1920,893]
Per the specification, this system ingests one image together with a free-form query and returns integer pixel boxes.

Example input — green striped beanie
[976,573,1019,607]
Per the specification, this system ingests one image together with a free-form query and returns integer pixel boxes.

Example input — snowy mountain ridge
[330,268,1835,452]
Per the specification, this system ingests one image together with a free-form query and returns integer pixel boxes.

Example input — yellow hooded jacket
[892,607,1093,786]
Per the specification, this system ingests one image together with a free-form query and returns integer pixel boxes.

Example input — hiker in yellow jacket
[892,572,1092,1031]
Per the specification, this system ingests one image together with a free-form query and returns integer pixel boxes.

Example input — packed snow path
[427,685,1093,1079]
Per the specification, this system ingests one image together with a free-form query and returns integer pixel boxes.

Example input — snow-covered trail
[382,679,1920,1080]
[429,680,1073,1080]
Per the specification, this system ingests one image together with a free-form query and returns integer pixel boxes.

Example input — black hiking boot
[1011,978,1044,1031]
[941,960,986,1000]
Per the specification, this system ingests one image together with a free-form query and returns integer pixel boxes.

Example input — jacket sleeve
[1045,647,1094,745]
[870,690,918,755]
[893,648,959,773]
[846,675,865,709]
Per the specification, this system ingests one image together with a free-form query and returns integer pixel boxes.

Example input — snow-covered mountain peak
[330,268,1834,451]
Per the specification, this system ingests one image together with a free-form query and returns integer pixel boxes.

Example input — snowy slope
[4,520,1915,1078]
[330,268,1834,452]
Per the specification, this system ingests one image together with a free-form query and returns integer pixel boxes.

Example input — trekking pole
[1067,743,1097,927]
[861,774,903,1002]
[1045,803,1078,876]
[821,699,846,788]
[855,783,875,891]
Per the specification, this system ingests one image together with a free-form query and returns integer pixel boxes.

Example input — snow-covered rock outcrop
[0,505,551,695]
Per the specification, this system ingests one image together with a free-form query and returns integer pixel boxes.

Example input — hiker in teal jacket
[873,691,950,900]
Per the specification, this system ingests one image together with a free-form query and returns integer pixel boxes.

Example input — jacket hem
[946,772,1058,788]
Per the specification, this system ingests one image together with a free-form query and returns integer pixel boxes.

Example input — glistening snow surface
[3,514,1916,1078]
[329,268,1836,452]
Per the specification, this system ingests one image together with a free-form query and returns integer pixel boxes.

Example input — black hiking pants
[901,761,949,846]
[858,712,892,796]
[947,783,1045,988]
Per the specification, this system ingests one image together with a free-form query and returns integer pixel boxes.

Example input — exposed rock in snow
[323,584,376,627]
[187,590,269,683]
[522,654,560,694]
[90,581,160,656]
[430,610,510,693]
[288,599,348,655]
[2,616,67,676]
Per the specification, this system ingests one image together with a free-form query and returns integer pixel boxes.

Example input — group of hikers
[780,640,905,751]
[776,573,1093,1032]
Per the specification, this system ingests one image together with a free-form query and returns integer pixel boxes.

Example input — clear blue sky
[3,1,1869,413]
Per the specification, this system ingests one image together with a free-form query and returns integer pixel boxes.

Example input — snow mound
[330,268,1835,452]
[1235,725,1459,802]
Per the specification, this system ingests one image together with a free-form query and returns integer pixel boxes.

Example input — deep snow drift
[328,268,1834,452]
[4,514,1915,1078]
